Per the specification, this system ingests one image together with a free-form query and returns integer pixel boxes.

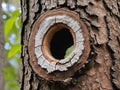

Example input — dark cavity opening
[50,28,74,59]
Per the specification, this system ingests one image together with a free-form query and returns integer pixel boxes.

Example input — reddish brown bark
[20,0,120,90]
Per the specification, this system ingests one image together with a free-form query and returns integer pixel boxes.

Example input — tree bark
[0,0,5,90]
[20,0,120,90]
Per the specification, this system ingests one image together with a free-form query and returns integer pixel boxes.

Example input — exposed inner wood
[28,9,90,80]
[42,23,75,60]
[35,11,85,72]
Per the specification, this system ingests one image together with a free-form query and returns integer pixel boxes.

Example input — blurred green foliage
[3,8,21,90]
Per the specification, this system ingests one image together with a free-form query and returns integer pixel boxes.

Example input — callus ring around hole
[28,9,90,81]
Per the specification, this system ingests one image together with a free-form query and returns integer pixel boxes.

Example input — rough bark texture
[0,0,5,90]
[20,0,120,90]
[28,9,90,81]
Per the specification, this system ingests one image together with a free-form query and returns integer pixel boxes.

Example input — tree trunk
[0,0,5,90]
[20,0,120,90]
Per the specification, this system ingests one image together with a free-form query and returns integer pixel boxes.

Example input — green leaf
[4,67,16,80]
[12,9,20,17]
[5,81,19,90]
[8,44,21,58]
[64,45,74,58]
[17,17,21,28]
[4,17,17,38]
[3,8,21,90]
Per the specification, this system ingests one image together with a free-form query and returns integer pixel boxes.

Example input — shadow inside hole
[50,28,74,59]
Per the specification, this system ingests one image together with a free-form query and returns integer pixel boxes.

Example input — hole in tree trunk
[42,23,75,62]
[50,28,74,59]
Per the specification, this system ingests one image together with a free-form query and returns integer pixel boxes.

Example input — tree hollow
[42,23,75,61]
